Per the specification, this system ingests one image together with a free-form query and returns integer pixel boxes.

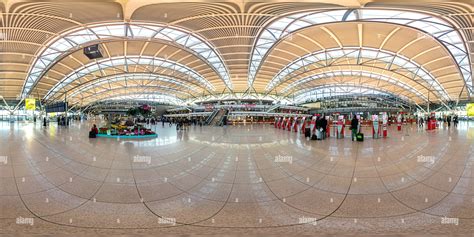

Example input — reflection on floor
[0,120,473,235]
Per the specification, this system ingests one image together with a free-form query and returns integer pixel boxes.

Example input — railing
[205,110,218,125]
[217,109,229,126]
[266,104,280,112]
[163,112,212,117]
[210,109,226,126]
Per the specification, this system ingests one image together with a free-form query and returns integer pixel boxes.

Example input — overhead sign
[45,102,67,113]
[302,102,321,108]
[25,99,36,111]
[467,103,474,117]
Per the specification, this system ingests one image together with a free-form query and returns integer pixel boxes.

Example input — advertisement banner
[467,103,474,117]
[25,99,36,111]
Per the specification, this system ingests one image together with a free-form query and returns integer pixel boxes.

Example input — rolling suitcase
[311,134,317,140]
[356,133,364,142]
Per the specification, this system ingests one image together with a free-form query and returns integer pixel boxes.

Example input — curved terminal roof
[0,0,471,107]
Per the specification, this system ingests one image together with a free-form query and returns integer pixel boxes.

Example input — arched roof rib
[294,84,415,105]
[79,93,186,107]
[64,73,200,101]
[44,56,212,101]
[250,8,471,95]
[267,47,447,101]
[22,22,231,98]
[281,69,428,102]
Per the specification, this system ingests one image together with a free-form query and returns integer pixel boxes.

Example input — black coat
[320,118,328,131]
[351,118,359,129]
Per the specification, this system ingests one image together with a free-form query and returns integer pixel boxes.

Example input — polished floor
[0,120,473,235]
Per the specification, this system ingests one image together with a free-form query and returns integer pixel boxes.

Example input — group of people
[133,117,159,125]
[309,116,328,140]
[41,116,69,127]
[169,117,205,130]
[417,114,459,128]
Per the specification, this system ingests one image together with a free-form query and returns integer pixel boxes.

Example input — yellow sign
[467,103,474,117]
[303,102,321,108]
[25,98,36,111]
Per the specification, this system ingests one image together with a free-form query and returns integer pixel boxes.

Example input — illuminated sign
[467,103,474,117]
[25,99,36,110]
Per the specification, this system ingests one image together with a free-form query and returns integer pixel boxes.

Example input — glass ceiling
[77,85,190,100]
[44,56,213,101]
[281,69,427,102]
[250,9,471,95]
[64,73,200,101]
[294,84,413,104]
[87,93,186,106]
[266,47,450,101]
[186,92,292,105]
[22,22,231,98]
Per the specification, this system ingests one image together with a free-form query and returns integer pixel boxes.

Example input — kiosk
[280,117,286,129]
[336,115,345,139]
[372,114,380,139]
[310,116,317,138]
[287,117,293,131]
[299,117,306,133]
[397,114,402,131]
[427,113,437,130]
[292,116,299,132]
[381,112,388,137]
[326,116,331,138]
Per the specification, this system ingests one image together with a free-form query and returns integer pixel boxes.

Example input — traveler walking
[351,116,359,141]
[321,116,328,140]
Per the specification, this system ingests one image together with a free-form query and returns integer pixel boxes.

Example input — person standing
[447,115,451,128]
[351,116,359,141]
[321,116,328,140]
[453,115,458,128]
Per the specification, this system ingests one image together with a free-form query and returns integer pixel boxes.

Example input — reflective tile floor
[0,120,473,236]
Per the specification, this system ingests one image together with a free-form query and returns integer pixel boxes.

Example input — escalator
[205,110,218,125]
[210,109,226,126]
